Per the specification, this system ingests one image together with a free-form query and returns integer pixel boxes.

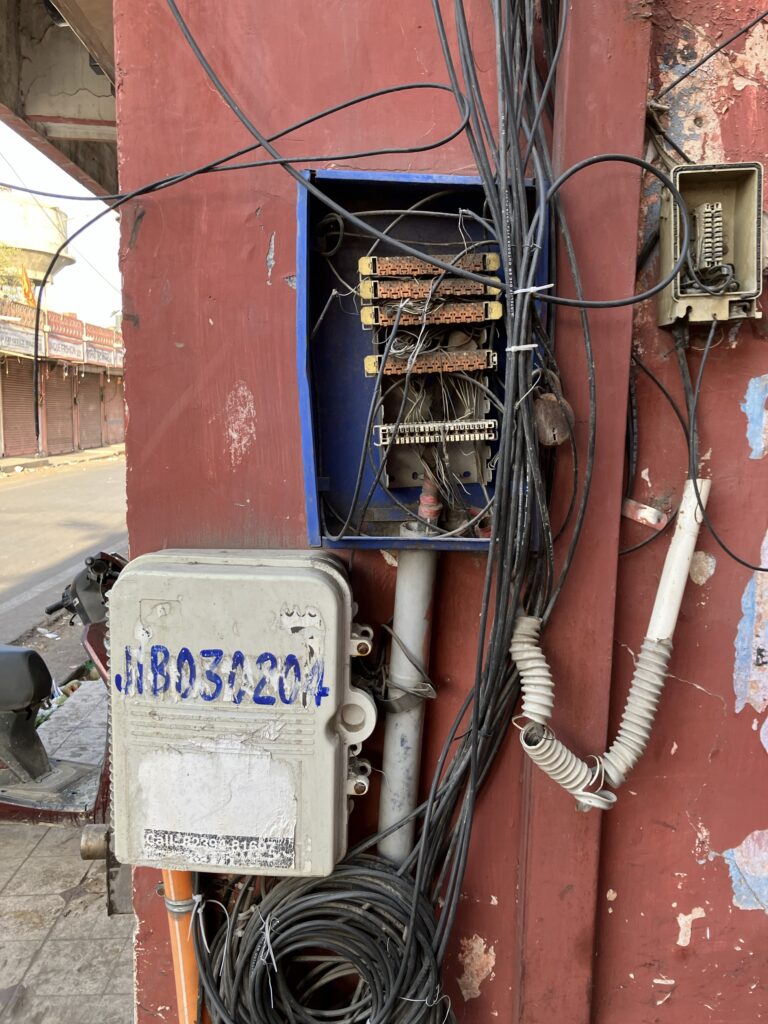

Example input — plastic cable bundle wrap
[510,616,554,725]
[193,855,446,1024]
[519,723,616,811]
[602,637,672,789]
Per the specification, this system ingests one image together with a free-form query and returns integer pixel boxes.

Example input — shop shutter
[1,358,37,458]
[44,368,75,455]
[77,371,103,449]
[103,376,126,445]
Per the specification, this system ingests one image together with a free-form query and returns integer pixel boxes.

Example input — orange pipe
[162,869,207,1024]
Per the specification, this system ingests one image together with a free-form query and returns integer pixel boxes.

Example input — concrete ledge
[0,444,124,477]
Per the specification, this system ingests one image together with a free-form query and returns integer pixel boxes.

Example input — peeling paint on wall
[224,380,258,468]
[656,21,768,164]
[723,830,768,913]
[733,530,768,714]
[741,375,768,460]
[691,816,712,864]
[676,906,706,947]
[266,232,276,285]
[690,551,716,585]
[457,934,496,1001]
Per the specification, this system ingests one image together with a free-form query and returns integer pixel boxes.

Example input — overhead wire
[29,80,475,437]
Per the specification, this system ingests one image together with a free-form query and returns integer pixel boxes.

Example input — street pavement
[0,458,127,643]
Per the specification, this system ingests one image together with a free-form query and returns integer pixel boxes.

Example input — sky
[0,121,121,327]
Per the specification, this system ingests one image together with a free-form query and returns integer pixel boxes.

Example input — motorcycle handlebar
[44,599,68,615]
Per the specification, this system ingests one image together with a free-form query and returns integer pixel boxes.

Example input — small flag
[21,267,36,307]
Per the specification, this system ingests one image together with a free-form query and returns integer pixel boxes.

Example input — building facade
[0,297,124,457]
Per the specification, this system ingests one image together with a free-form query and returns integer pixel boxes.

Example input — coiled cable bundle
[194,855,445,1024]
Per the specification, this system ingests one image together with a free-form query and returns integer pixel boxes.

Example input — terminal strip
[373,419,498,446]
[359,277,501,301]
[359,253,501,277]
[361,301,503,328]
[364,349,497,377]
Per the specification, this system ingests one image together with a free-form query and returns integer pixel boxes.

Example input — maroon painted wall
[594,4,768,1021]
[113,1,768,1021]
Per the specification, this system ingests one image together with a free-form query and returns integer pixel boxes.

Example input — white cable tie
[189,893,209,951]
[505,343,539,353]
[512,283,553,295]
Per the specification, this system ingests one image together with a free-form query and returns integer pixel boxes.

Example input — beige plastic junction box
[108,550,376,877]
[658,162,763,325]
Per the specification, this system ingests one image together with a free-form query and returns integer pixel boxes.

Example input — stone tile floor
[0,677,134,1022]
[0,822,135,1023]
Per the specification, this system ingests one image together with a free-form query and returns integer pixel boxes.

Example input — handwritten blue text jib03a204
[113,646,330,707]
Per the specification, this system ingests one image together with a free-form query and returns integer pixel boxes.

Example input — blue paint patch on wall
[733,530,768,714]
[734,576,759,713]
[723,830,768,912]
[741,374,768,460]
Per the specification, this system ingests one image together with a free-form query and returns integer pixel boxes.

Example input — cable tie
[189,893,209,951]
[512,283,554,295]
[505,343,539,353]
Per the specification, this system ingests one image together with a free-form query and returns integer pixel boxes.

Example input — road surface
[0,459,127,643]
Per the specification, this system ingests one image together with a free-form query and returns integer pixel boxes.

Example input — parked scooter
[0,552,125,823]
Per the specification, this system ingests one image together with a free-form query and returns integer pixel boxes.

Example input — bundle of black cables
[193,858,443,1024]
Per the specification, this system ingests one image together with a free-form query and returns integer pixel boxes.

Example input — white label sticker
[143,828,295,869]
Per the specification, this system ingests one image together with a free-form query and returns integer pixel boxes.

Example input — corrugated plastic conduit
[512,478,711,810]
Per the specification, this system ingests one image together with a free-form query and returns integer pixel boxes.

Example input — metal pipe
[378,544,438,865]
[80,824,109,860]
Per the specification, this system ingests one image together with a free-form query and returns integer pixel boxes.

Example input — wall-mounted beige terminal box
[658,162,763,325]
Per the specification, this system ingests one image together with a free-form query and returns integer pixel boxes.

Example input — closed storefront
[103,375,125,445]
[76,370,102,449]
[0,301,123,459]
[1,357,37,458]
[44,367,74,455]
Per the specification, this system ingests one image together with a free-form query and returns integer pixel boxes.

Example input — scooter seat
[0,647,53,711]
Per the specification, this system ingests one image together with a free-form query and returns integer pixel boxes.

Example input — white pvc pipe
[378,547,438,865]
[647,478,711,642]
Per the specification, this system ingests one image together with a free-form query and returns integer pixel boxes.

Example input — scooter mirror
[0,646,53,711]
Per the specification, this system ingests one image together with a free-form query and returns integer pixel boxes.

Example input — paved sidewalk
[0,823,134,1023]
[0,669,134,1022]
[0,445,124,478]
